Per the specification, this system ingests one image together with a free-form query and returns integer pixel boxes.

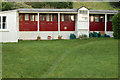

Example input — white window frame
[46,14,49,21]
[25,14,29,21]
[30,14,34,21]
[0,15,7,30]
[62,14,64,22]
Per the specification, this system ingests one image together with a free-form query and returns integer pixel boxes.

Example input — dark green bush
[112,12,120,39]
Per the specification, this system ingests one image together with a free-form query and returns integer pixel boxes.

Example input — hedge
[112,11,120,39]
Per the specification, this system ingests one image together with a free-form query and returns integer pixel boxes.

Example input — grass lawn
[2,38,118,78]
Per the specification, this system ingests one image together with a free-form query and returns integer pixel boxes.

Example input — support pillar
[58,13,60,35]
[37,13,39,35]
[105,14,107,32]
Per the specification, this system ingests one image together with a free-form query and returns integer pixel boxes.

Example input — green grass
[73,2,118,10]
[2,38,118,78]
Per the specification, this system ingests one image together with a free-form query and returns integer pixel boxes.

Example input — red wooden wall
[89,14,114,31]
[19,13,37,31]
[60,14,75,31]
[89,14,105,31]
[19,13,113,32]
[19,13,75,31]
[39,14,58,31]
[107,14,114,31]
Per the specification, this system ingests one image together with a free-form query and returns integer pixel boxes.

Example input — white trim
[0,29,9,32]
[58,13,60,35]
[105,14,107,32]
[88,10,90,37]
[19,12,77,14]
[0,16,2,29]
[1,16,2,29]
[37,13,39,35]
[90,13,117,14]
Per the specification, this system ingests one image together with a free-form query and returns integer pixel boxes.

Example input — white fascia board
[19,12,77,14]
[0,10,17,13]
[90,12,118,14]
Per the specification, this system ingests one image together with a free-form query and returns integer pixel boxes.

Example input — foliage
[112,12,120,39]
[2,2,14,11]
[58,35,62,37]
[73,2,118,10]
[2,2,32,11]
[79,34,87,39]
[37,35,41,38]
[26,2,73,9]
[110,2,120,9]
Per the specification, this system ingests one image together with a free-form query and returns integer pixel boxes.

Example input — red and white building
[0,6,118,42]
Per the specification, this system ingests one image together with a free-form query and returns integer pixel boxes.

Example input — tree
[110,2,120,9]
[112,12,120,39]
[2,2,32,11]
[2,2,14,11]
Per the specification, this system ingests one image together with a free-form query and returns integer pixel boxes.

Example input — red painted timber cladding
[107,15,114,31]
[40,14,58,31]
[89,22,105,31]
[89,15,105,31]
[19,13,37,31]
[107,22,113,31]
[60,15,75,31]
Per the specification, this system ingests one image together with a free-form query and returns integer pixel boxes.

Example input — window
[46,14,49,21]
[0,16,7,29]
[100,16,104,22]
[95,15,99,22]
[19,15,23,21]
[3,16,7,29]
[91,15,94,22]
[71,15,74,21]
[0,16,1,29]
[66,15,69,21]
[25,14,29,21]
[31,15,34,21]
[55,15,58,21]
[62,14,65,21]
[109,16,113,22]
[35,15,38,21]
[51,14,54,21]
[40,15,45,21]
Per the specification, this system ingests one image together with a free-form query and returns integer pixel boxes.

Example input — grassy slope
[73,2,117,10]
[2,38,118,78]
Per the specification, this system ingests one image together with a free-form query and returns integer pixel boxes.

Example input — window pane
[54,15,58,21]
[109,16,112,21]
[35,15,38,21]
[62,14,64,21]
[100,16,104,22]
[3,16,7,29]
[71,15,74,21]
[19,15,23,21]
[40,15,45,21]
[66,15,69,21]
[51,14,54,21]
[91,15,94,22]
[95,15,99,22]
[0,16,1,29]
[31,15,34,21]
[25,14,29,21]
[46,14,49,21]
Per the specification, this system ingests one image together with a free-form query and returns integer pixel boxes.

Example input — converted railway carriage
[0,6,118,42]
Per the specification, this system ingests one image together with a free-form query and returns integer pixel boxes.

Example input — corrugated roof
[17,8,118,14]
[90,10,118,14]
[17,8,78,12]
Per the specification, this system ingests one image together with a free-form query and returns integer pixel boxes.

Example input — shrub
[83,34,87,38]
[112,12,120,39]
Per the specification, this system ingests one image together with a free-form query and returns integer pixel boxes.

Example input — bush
[112,12,120,39]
